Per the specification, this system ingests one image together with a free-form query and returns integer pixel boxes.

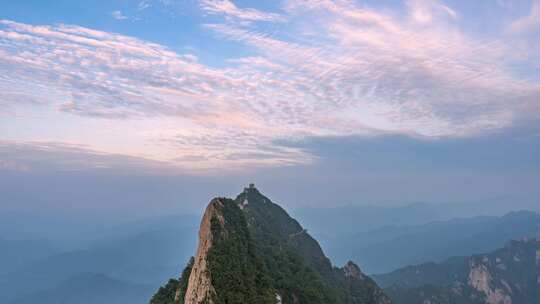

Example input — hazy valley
[1,190,539,304]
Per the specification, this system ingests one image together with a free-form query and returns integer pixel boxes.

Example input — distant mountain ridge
[294,196,540,240]
[2,198,538,304]
[10,273,153,304]
[151,185,391,304]
[0,238,62,274]
[0,218,198,304]
[375,238,540,304]
[323,210,540,273]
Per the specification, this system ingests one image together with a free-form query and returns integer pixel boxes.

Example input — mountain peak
[244,183,257,192]
[235,183,272,210]
[152,187,392,304]
[239,183,263,198]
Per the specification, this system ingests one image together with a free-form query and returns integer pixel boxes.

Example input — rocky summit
[150,184,391,304]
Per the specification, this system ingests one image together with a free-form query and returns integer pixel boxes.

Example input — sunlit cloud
[200,0,286,23]
[0,0,539,171]
[506,0,540,34]
[406,0,458,24]
[0,140,180,173]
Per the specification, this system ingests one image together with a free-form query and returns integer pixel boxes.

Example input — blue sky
[0,0,539,215]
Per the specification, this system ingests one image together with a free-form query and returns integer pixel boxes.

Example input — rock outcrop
[468,261,511,304]
[183,198,224,304]
[342,261,392,304]
[343,261,365,280]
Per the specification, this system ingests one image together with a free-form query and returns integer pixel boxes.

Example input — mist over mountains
[11,273,154,304]
[1,196,539,304]
[322,211,540,273]
[293,197,540,239]
[0,213,198,304]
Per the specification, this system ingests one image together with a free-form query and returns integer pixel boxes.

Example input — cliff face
[465,238,540,304]
[151,185,391,304]
[184,196,275,304]
[183,199,223,304]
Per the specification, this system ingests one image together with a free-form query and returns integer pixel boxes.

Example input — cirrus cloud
[200,0,286,23]
[0,0,539,171]
[506,0,540,34]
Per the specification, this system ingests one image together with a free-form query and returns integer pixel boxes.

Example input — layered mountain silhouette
[375,238,540,304]
[328,210,540,273]
[151,185,390,304]
[10,273,153,304]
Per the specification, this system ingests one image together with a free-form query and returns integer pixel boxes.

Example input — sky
[0,0,539,218]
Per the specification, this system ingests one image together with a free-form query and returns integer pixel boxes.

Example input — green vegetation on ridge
[151,187,390,304]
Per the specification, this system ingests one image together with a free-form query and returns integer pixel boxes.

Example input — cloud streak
[506,0,540,34]
[0,140,176,173]
[0,0,539,170]
[200,0,285,23]
[111,10,128,20]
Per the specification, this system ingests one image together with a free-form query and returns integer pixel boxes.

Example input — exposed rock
[239,198,249,210]
[183,199,225,304]
[468,260,512,304]
[468,262,491,296]
[344,261,366,280]
[500,280,512,294]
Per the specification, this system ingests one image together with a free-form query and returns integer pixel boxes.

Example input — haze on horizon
[1,0,539,220]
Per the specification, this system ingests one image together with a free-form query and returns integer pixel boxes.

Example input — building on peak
[244,183,256,193]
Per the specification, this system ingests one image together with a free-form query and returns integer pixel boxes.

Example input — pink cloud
[1,0,539,170]
[200,0,285,23]
[506,0,540,34]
